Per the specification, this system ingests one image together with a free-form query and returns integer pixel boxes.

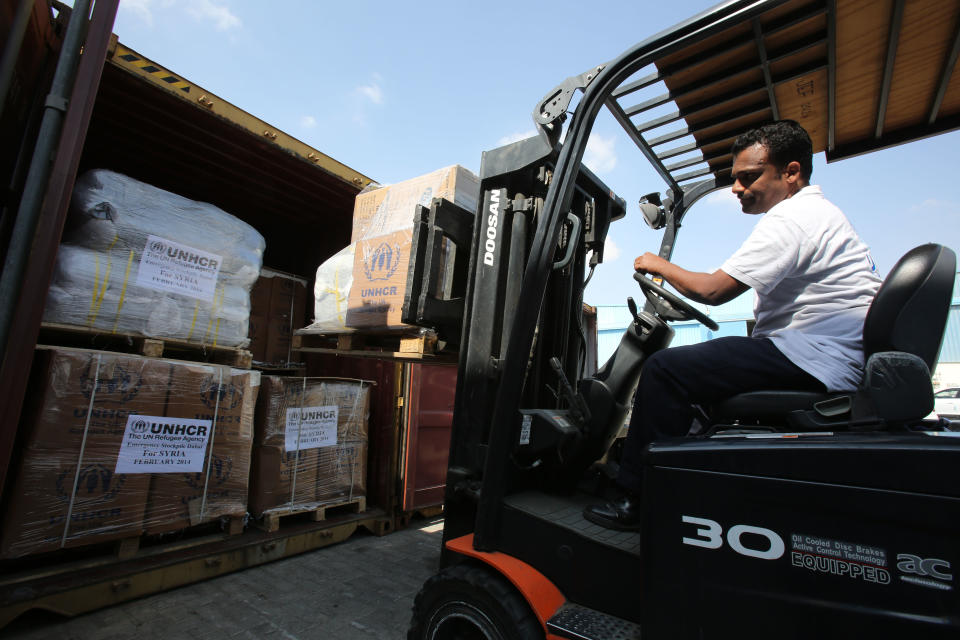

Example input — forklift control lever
[549,357,592,426]
[626,297,641,326]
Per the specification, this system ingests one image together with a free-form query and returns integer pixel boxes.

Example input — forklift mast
[443,134,627,548]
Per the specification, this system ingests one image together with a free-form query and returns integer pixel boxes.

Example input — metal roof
[605,0,960,203]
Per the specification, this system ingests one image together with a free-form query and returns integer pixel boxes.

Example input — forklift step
[546,603,642,640]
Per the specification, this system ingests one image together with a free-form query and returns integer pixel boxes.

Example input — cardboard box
[316,440,366,503]
[247,268,308,364]
[249,377,371,516]
[350,165,479,244]
[342,166,478,331]
[317,166,479,331]
[345,228,413,329]
[143,366,259,534]
[265,312,296,364]
[248,275,272,361]
[0,347,260,557]
[249,446,318,515]
[1,447,150,557]
[248,312,267,361]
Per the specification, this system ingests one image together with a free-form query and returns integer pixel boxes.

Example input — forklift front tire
[408,562,544,640]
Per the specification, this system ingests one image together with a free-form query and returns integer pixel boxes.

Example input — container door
[402,362,457,511]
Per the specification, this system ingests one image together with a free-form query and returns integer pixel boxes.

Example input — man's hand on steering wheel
[632,254,720,331]
[634,252,668,276]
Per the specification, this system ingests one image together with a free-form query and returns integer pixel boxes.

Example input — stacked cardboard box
[347,165,478,330]
[249,376,371,516]
[0,347,259,558]
[309,165,479,332]
[249,268,308,365]
[349,165,479,243]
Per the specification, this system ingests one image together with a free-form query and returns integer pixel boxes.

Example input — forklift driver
[583,120,882,531]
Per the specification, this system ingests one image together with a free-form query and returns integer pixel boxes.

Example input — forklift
[403,0,960,637]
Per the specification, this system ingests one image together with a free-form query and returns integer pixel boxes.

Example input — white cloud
[497,130,536,146]
[358,84,383,104]
[300,115,317,129]
[119,0,156,26]
[356,74,384,105]
[910,198,958,212]
[604,237,622,262]
[186,0,241,31]
[584,134,617,174]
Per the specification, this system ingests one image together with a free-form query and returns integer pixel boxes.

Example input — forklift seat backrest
[711,243,956,429]
[862,243,956,371]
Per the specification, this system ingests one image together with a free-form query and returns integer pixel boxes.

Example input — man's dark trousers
[616,336,825,493]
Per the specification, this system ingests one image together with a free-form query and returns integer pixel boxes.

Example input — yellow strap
[203,286,224,345]
[85,253,102,326]
[111,250,135,334]
[325,265,349,327]
[89,256,114,325]
[187,299,200,341]
[86,235,120,326]
[88,256,113,325]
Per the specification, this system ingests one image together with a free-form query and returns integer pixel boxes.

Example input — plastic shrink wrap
[249,376,371,516]
[0,347,260,558]
[43,169,265,347]
[308,244,355,333]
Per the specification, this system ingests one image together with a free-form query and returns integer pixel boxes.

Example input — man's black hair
[731,119,813,181]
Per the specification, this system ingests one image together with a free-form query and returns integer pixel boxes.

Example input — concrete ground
[0,517,445,640]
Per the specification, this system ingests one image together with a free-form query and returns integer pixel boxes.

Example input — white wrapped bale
[44,245,252,345]
[43,170,264,346]
[308,244,355,333]
[65,170,263,284]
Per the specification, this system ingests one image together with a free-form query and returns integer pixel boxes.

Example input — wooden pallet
[255,496,367,533]
[0,511,384,629]
[252,363,308,376]
[292,330,449,361]
[114,516,245,560]
[0,515,248,583]
[38,322,253,368]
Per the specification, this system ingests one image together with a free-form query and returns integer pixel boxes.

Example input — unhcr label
[115,414,213,473]
[285,405,339,452]
[136,234,223,302]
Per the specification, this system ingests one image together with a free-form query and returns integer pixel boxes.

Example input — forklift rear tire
[408,562,544,640]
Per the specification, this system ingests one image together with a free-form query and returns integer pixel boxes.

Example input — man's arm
[634,252,749,305]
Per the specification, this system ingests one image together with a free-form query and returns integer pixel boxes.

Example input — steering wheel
[633,272,719,331]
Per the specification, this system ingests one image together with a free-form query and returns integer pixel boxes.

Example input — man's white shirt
[721,185,882,391]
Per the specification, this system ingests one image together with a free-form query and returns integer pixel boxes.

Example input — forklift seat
[711,244,957,430]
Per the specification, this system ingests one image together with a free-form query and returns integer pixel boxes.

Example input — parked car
[934,388,960,419]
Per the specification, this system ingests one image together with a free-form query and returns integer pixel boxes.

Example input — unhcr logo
[147,237,219,269]
[185,454,233,489]
[361,241,401,282]
[132,419,149,434]
[55,464,125,504]
[79,359,142,403]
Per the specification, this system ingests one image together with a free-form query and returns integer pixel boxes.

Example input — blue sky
[111,0,960,308]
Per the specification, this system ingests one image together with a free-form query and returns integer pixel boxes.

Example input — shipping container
[0,0,455,625]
